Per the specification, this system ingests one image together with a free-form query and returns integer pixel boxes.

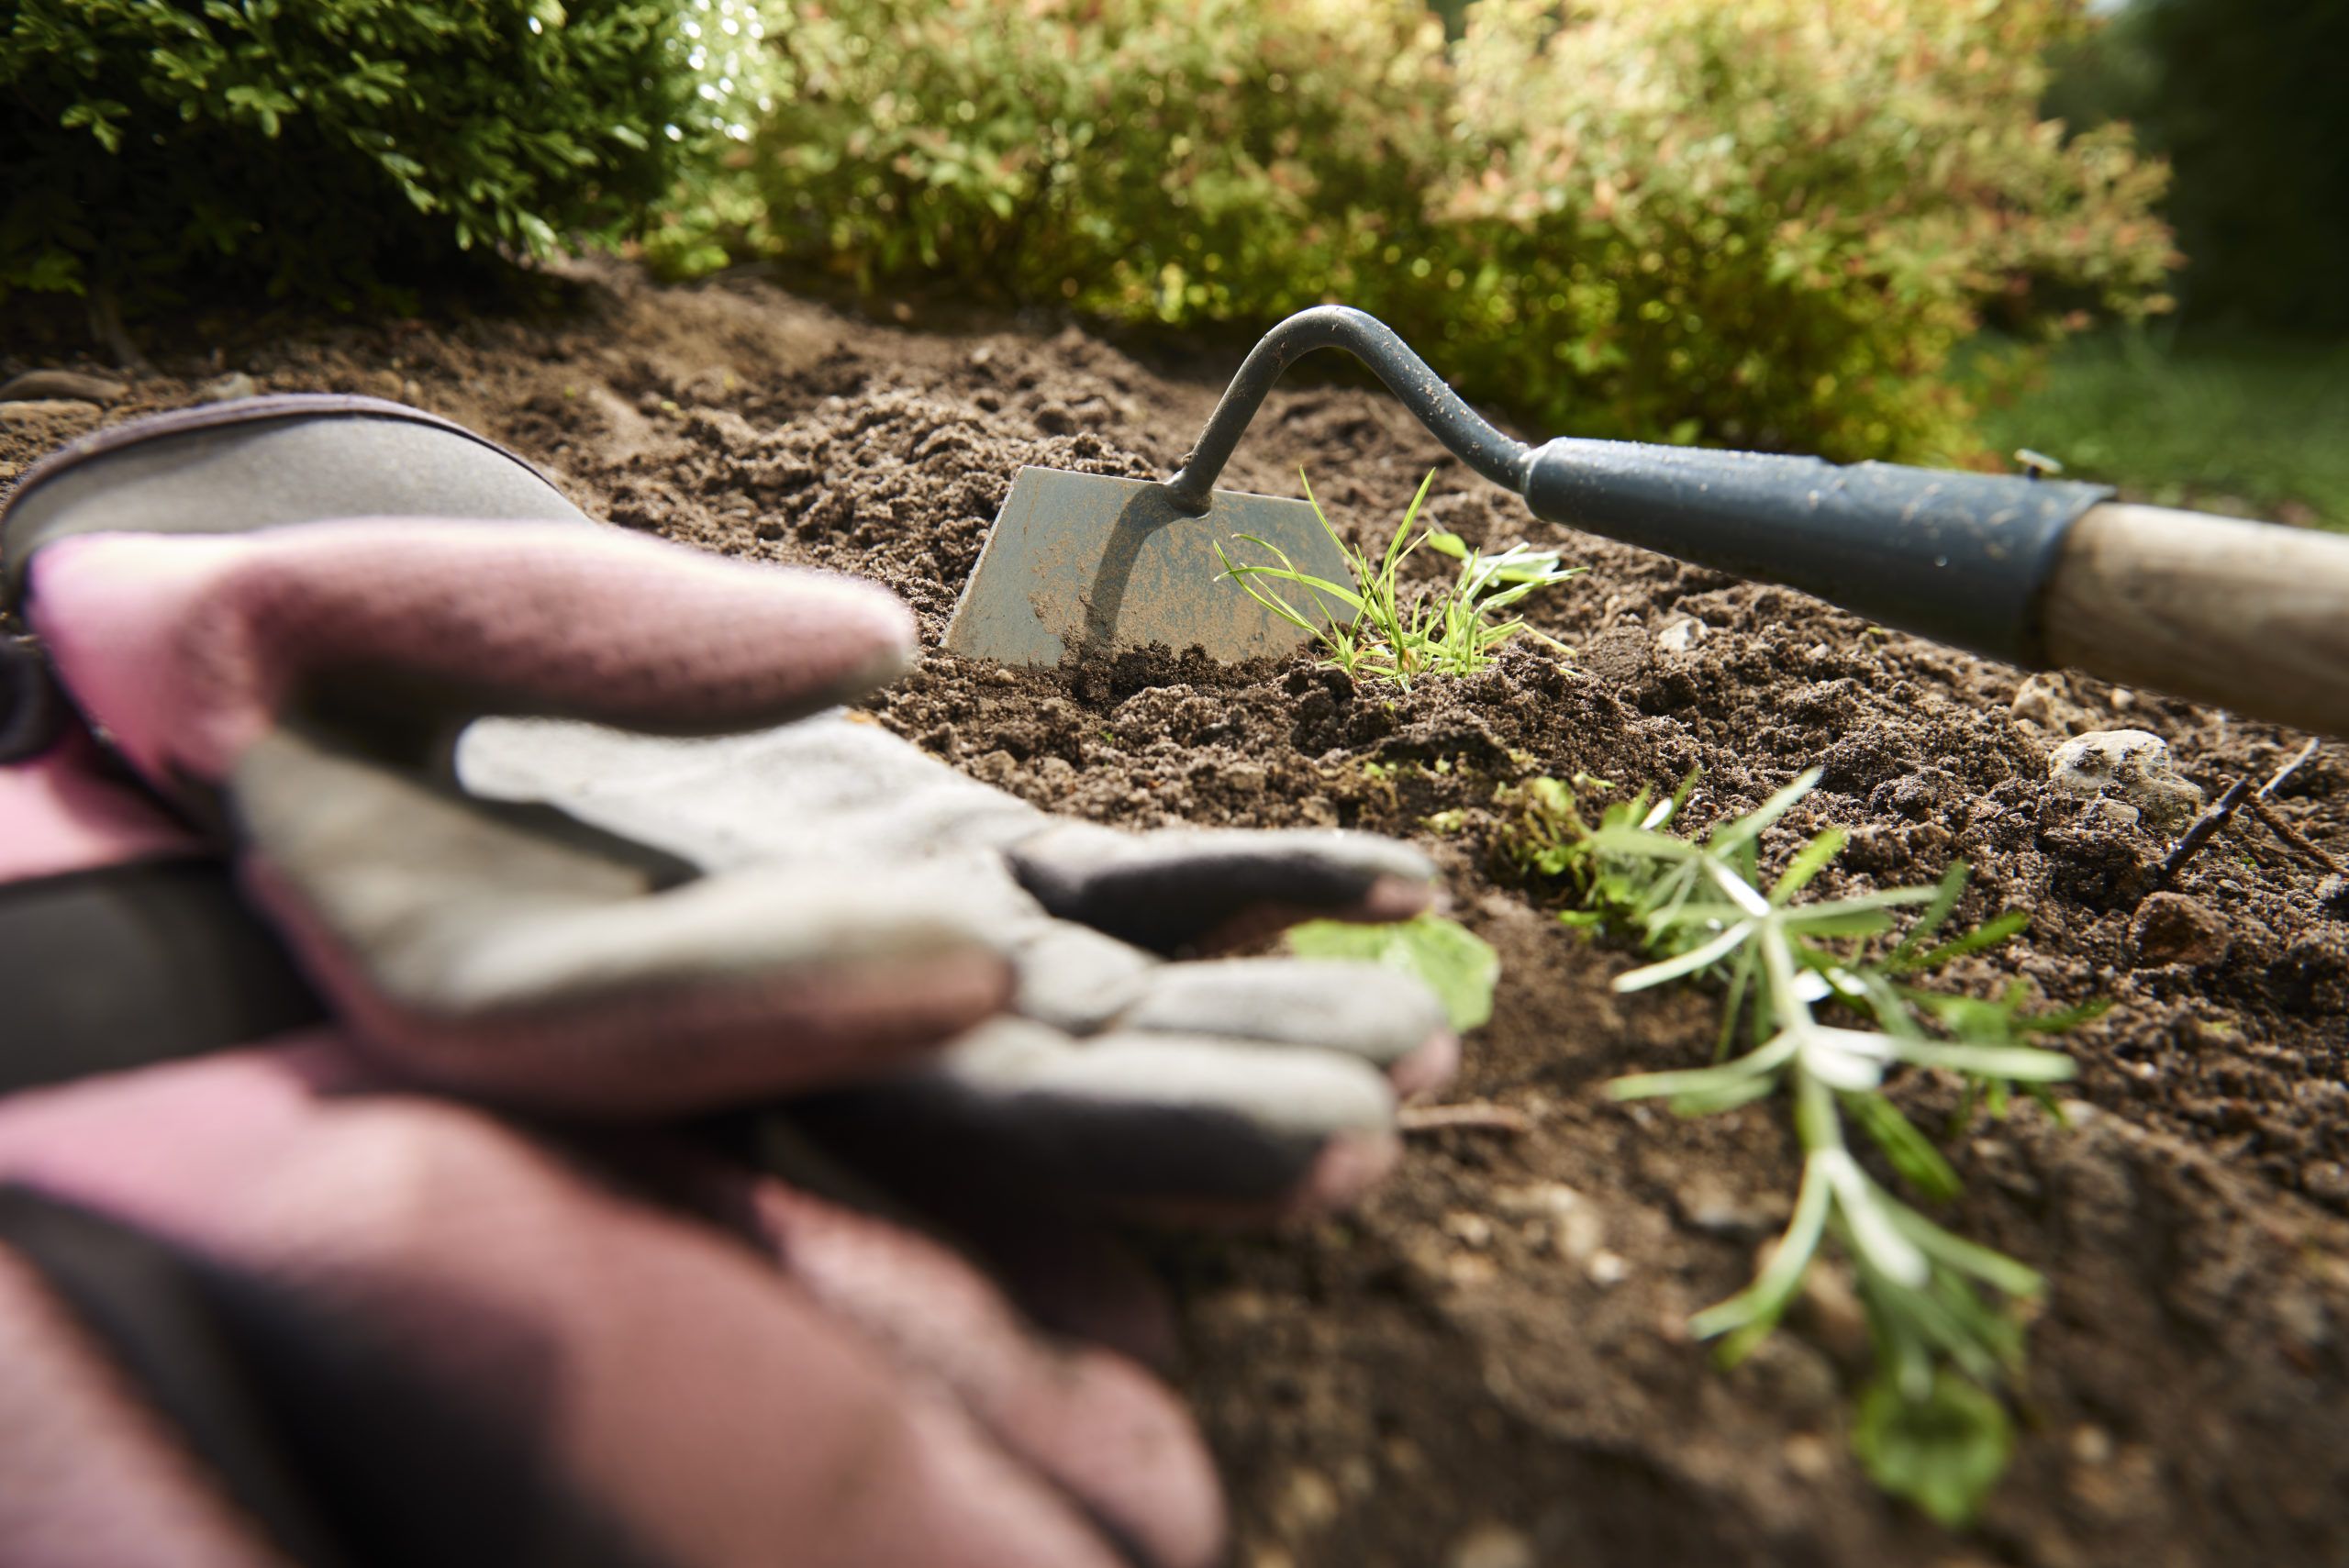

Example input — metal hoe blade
[943,466,1350,665]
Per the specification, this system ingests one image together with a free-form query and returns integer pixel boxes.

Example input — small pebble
[2130,891,2230,968]
[2011,671,2089,732]
[1655,617,1704,652]
[1442,1211,1494,1249]
[198,371,258,402]
[1274,1468,1339,1534]
[0,369,125,404]
[1783,1432,1835,1481]
[2048,728,2203,831]
[2070,1424,2114,1466]
[1445,1523,1535,1568]
[2084,796,2142,830]
[1497,1181,1603,1262]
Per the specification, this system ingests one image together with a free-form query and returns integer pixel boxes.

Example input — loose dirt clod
[2129,891,2232,967]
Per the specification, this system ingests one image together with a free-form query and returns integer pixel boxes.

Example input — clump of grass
[1504,767,2106,1525]
[1214,469,1580,691]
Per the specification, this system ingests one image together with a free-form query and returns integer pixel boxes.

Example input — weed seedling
[1511,767,2105,1524]
[1214,469,1580,690]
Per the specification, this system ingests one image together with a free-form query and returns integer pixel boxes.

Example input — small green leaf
[1851,1372,2013,1528]
[1286,913,1498,1034]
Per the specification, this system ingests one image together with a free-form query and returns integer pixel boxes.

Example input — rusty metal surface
[943,467,1353,665]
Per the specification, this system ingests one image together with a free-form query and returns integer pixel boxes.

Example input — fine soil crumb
[6,261,2347,1568]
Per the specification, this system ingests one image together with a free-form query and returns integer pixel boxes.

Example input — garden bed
[6,264,2346,1568]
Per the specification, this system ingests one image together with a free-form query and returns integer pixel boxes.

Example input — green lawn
[1972,331,2349,531]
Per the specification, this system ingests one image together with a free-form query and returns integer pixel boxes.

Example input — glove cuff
[2,394,582,608]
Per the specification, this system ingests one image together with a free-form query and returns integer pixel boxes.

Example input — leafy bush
[730,0,2174,462]
[1,0,769,310]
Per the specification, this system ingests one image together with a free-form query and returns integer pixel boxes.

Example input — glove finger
[803,1020,1402,1218]
[1115,957,1458,1096]
[0,1240,282,1566]
[27,521,915,788]
[1008,822,1440,955]
[0,1047,1218,1568]
[237,727,1010,1113]
[750,1179,1221,1568]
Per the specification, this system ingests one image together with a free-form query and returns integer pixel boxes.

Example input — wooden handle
[2042,502,2349,739]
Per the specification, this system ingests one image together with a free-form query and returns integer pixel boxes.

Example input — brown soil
[8,263,2348,1568]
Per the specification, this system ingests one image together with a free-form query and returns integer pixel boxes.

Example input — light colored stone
[2047,728,2203,830]
[1497,1181,1603,1262]
[2010,671,2091,732]
[1656,617,1707,652]
[2083,796,2141,830]
[0,368,124,403]
[198,371,258,402]
[1273,1468,1340,1535]
[1445,1523,1535,1568]
[1443,1210,1494,1248]
[1784,1432,1835,1481]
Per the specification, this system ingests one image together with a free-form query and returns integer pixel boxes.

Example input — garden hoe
[945,306,2349,740]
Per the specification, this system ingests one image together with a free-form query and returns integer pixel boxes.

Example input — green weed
[1510,767,2106,1524]
[1215,470,1579,692]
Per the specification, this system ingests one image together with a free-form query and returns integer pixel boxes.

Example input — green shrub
[734,0,2174,462]
[1,0,770,310]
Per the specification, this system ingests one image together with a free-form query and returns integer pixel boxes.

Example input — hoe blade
[943,466,1352,666]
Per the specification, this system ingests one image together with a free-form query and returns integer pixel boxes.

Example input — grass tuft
[1215,469,1580,691]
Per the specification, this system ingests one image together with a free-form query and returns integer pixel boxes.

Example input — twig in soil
[2154,777,2252,886]
[1397,1102,1532,1136]
[2248,796,2346,875]
[2259,739,2321,800]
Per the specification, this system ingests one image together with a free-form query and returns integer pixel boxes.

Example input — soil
[7,262,2348,1568]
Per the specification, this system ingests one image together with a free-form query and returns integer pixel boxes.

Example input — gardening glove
[462,710,1458,1217]
[4,397,1011,1114]
[0,1040,1223,1568]
[4,395,1456,1217]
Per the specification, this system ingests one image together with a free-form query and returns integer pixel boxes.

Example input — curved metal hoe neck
[1160,306,1533,512]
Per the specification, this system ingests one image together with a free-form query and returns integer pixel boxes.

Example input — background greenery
[1987,0,2349,530]
[5,0,2337,518]
[686,0,2173,465]
[0,0,766,310]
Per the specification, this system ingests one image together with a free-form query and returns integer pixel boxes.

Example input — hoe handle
[2043,502,2349,740]
[1525,435,2349,740]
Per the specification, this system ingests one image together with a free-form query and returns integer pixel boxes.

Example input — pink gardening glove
[0,1040,1220,1568]
[4,397,1453,1213]
[15,506,1014,1112]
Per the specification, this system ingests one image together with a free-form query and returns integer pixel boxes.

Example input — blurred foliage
[2044,0,2349,335]
[1,0,772,312]
[1975,329,2349,531]
[700,0,2175,462]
